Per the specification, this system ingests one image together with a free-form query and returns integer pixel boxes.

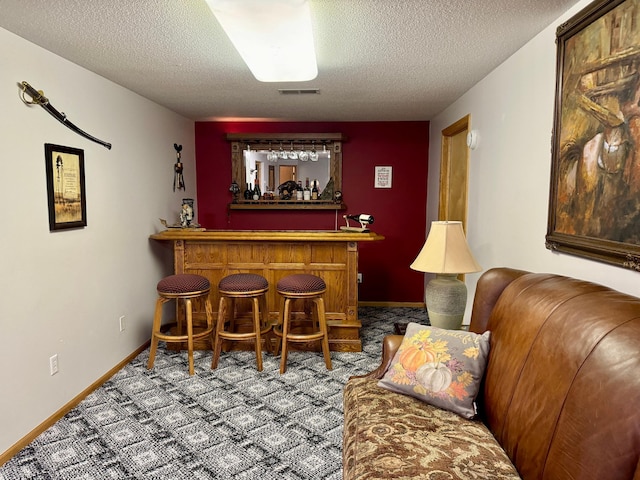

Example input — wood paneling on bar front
[150,230,384,351]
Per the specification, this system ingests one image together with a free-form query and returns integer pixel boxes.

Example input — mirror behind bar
[226,132,346,210]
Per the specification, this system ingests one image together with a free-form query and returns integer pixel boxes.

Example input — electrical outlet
[357,273,363,283]
[119,315,126,332]
[49,354,59,375]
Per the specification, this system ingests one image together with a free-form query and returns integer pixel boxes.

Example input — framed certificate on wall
[375,166,392,188]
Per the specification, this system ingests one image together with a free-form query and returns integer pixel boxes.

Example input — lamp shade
[410,221,481,274]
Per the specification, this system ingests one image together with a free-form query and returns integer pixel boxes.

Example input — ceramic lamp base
[425,273,467,330]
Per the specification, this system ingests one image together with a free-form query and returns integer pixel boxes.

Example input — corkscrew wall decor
[173,143,185,191]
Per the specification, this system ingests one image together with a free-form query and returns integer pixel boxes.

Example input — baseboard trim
[0,341,150,467]
[358,301,425,308]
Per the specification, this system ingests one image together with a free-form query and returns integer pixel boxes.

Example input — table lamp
[410,221,481,330]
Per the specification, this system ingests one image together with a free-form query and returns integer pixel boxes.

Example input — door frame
[439,115,471,282]
[439,114,471,232]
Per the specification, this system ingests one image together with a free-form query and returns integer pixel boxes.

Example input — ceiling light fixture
[205,0,318,83]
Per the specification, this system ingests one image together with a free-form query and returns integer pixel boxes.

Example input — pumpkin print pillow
[378,322,491,419]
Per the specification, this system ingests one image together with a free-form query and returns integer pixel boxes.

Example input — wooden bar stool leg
[273,295,285,356]
[176,301,184,336]
[185,298,195,375]
[280,297,291,374]
[260,294,272,354]
[316,297,332,370]
[252,296,263,371]
[147,296,168,370]
[212,296,227,369]
[228,298,236,332]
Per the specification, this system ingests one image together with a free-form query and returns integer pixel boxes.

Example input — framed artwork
[375,166,392,188]
[547,0,640,271]
[45,143,87,231]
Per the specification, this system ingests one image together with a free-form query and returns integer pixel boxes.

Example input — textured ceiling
[0,0,581,121]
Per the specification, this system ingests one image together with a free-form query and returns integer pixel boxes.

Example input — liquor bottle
[253,181,261,200]
[244,183,251,200]
[303,178,311,201]
[296,180,303,200]
[311,179,319,200]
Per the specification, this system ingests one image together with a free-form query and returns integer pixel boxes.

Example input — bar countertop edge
[149,229,385,242]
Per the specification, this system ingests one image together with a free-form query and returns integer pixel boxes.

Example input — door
[279,165,296,184]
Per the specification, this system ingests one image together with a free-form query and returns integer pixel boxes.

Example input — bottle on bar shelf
[303,178,311,201]
[296,180,303,200]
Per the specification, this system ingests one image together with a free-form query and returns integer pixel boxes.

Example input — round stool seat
[219,273,268,293]
[277,274,326,294]
[157,274,210,294]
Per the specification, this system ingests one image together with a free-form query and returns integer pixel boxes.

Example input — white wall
[428,0,639,323]
[0,28,196,455]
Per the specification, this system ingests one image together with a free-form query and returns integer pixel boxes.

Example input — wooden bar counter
[150,229,384,352]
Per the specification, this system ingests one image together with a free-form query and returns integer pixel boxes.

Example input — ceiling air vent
[278,88,320,95]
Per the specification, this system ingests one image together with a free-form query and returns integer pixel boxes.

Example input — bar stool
[212,273,271,371]
[147,273,214,376]
[273,273,332,374]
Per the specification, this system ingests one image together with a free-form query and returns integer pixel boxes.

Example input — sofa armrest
[350,334,404,380]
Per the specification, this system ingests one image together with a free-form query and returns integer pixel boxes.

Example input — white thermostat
[466,130,479,150]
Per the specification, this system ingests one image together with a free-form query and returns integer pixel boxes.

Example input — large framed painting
[45,143,87,231]
[547,0,640,271]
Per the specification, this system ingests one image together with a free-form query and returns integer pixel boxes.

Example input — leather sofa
[343,267,640,479]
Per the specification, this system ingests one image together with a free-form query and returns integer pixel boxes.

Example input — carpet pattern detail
[1,307,427,480]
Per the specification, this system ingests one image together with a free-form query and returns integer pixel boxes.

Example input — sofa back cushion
[479,270,640,480]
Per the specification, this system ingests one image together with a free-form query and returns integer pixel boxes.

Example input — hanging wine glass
[267,142,277,162]
[309,141,318,161]
[279,142,287,159]
[288,141,298,159]
[298,144,309,162]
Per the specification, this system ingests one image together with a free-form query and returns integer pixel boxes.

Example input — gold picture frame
[45,143,87,231]
[546,0,640,271]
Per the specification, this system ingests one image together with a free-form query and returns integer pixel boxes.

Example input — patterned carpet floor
[1,307,427,480]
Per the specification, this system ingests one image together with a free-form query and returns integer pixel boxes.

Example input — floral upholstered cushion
[378,322,491,419]
[343,377,520,480]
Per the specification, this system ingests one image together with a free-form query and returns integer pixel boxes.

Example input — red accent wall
[195,121,429,303]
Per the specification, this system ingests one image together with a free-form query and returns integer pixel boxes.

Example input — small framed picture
[45,143,87,231]
[375,166,392,188]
